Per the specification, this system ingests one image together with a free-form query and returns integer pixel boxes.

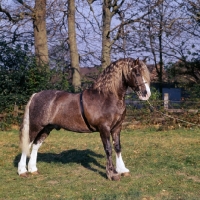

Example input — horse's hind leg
[28,126,54,174]
[28,131,50,174]
[18,130,45,176]
[28,142,43,174]
[18,143,32,177]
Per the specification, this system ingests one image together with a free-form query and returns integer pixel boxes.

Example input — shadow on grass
[14,149,106,178]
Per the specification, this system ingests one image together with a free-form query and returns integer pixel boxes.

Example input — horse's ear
[143,57,148,63]
[135,57,139,65]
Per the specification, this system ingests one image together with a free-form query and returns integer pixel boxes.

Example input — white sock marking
[28,142,42,173]
[116,153,129,174]
[18,152,28,175]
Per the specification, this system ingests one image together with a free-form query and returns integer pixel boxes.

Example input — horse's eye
[136,73,140,77]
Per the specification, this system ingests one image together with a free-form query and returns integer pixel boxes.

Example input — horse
[18,57,151,181]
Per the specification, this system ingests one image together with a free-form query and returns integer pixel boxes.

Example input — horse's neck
[92,68,128,99]
[105,75,127,100]
[116,80,128,100]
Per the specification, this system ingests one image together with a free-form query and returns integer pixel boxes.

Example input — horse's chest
[116,100,126,114]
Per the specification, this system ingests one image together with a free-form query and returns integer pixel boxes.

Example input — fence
[125,95,200,129]
[126,94,200,112]
[0,105,23,118]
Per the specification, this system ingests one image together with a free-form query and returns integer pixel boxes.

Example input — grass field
[0,127,200,200]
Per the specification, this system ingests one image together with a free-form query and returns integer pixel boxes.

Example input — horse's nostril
[143,90,147,96]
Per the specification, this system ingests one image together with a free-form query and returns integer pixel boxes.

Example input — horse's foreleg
[112,127,130,177]
[28,142,42,174]
[116,153,130,176]
[100,129,120,181]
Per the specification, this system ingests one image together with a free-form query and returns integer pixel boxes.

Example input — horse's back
[29,90,90,132]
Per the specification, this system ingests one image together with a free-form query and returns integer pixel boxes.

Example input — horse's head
[126,58,151,100]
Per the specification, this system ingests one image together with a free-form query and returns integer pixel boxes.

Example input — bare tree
[67,0,81,91]
[1,0,200,87]
[33,0,49,66]
[101,0,124,69]
[121,0,198,86]
[87,0,164,69]
[0,0,49,67]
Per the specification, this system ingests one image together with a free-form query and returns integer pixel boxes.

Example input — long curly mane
[93,58,132,95]
[93,58,150,96]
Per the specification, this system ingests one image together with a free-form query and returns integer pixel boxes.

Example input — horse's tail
[19,93,36,157]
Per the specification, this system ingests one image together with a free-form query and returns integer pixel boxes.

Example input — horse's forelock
[139,61,150,84]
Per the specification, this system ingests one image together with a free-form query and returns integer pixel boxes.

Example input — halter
[132,67,147,92]
[126,58,147,89]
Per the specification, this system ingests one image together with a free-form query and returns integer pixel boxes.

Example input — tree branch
[16,0,34,12]
[86,0,101,29]
[0,2,33,22]
[111,0,125,16]
[0,4,17,22]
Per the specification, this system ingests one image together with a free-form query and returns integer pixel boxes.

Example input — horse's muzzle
[138,83,151,101]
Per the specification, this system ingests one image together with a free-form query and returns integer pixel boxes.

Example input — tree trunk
[158,6,163,93]
[101,0,112,69]
[67,0,81,92]
[33,0,49,68]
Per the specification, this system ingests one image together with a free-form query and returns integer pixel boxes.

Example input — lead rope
[146,99,200,127]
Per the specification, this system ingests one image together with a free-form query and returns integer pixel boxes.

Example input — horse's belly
[53,112,91,133]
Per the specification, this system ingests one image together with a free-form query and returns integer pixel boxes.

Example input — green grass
[0,127,200,200]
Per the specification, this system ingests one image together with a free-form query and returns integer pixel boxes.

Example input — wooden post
[164,93,169,110]
[13,104,19,117]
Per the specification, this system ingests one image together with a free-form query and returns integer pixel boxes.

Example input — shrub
[0,41,70,129]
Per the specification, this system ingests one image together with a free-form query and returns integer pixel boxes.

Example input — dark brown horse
[18,58,151,180]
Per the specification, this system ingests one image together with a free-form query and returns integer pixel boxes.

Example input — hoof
[31,171,40,175]
[19,172,28,178]
[111,174,121,181]
[121,172,131,177]
[107,172,121,181]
